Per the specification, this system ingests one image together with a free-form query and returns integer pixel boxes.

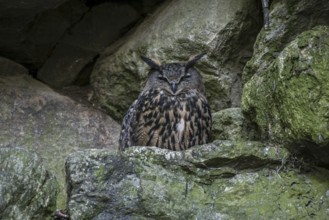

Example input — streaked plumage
[119,54,212,151]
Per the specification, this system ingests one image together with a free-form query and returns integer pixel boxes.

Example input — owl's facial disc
[157,72,190,95]
[157,74,176,95]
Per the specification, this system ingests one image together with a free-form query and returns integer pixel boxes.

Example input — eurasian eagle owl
[119,54,212,151]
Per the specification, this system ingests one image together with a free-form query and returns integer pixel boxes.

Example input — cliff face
[1,0,329,219]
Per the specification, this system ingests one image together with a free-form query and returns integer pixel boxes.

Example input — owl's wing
[119,99,138,150]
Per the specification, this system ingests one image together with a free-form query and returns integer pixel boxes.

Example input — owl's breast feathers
[119,89,212,151]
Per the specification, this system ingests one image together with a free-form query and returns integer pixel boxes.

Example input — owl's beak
[170,82,177,93]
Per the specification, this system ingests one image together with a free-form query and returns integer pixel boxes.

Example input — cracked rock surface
[66,141,329,219]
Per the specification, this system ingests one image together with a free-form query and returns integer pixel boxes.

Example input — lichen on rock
[242,25,329,166]
[0,147,58,220]
[66,141,329,219]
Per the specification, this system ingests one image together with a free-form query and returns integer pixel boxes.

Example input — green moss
[95,164,106,182]
[102,100,123,121]
[242,26,329,146]
[67,143,329,219]
[91,54,142,120]
[0,148,59,220]
[203,74,228,110]
[212,108,245,141]
[208,168,329,219]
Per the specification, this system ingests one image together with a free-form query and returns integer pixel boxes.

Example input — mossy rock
[242,26,329,165]
[0,148,58,220]
[65,142,329,219]
[242,0,329,84]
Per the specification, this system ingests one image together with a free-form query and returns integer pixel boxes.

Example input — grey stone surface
[0,57,29,76]
[212,108,260,141]
[91,0,261,120]
[0,0,88,68]
[0,147,58,220]
[212,108,244,141]
[0,59,121,207]
[61,2,140,52]
[66,142,329,219]
[37,2,141,87]
[37,43,98,87]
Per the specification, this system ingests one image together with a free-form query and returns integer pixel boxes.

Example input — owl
[119,54,212,151]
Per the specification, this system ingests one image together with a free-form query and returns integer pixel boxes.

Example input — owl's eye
[158,75,166,80]
[178,73,191,84]
[182,73,191,79]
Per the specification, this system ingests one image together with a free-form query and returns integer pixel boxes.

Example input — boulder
[0,147,58,220]
[0,0,88,68]
[66,141,329,219]
[212,108,260,141]
[0,57,29,76]
[37,2,141,87]
[242,26,329,166]
[242,0,329,84]
[91,0,262,120]
[0,0,165,87]
[37,43,98,87]
[212,108,244,141]
[0,58,121,207]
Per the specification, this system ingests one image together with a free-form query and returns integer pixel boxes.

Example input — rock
[212,108,244,141]
[0,0,88,68]
[242,0,329,84]
[37,43,98,87]
[212,108,260,141]
[0,0,164,87]
[0,57,29,76]
[0,59,121,207]
[242,26,329,166]
[37,2,140,87]
[60,2,140,53]
[66,141,329,219]
[0,147,58,220]
[91,0,262,120]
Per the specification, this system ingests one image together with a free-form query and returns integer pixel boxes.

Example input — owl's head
[141,54,206,95]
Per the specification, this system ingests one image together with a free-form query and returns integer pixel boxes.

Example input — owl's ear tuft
[186,53,206,69]
[141,56,161,70]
